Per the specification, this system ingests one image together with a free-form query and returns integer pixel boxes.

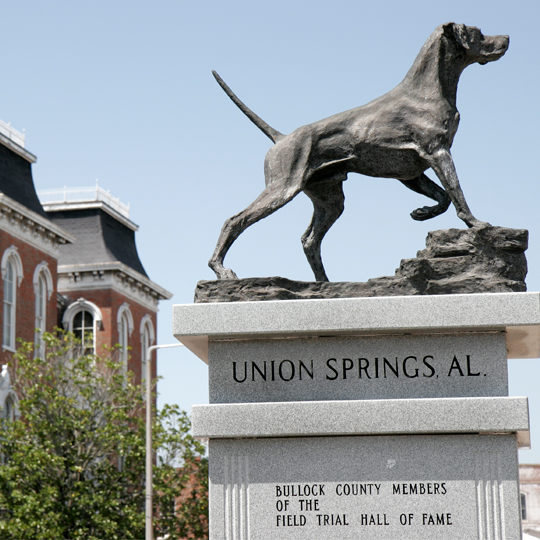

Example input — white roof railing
[0,119,25,148]
[38,182,130,218]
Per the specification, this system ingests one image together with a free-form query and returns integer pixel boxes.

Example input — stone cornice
[0,194,75,257]
[57,261,172,312]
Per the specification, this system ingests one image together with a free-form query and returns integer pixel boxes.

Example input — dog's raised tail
[212,70,284,144]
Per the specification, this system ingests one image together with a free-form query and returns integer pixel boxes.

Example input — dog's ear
[443,22,470,50]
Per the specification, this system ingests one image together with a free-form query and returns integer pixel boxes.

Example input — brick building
[0,121,171,418]
[41,184,172,385]
[521,464,540,537]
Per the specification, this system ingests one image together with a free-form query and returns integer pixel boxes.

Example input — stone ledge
[173,292,540,362]
[195,226,528,303]
[192,396,530,447]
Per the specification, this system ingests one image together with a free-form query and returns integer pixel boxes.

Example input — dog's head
[443,23,509,65]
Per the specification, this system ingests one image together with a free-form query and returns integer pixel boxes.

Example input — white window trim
[62,298,103,352]
[140,314,155,346]
[140,315,155,387]
[32,262,54,300]
[2,247,23,352]
[117,303,134,337]
[33,263,54,357]
[2,390,19,421]
[62,298,103,329]
[0,365,19,421]
[1,246,23,287]
[117,304,134,372]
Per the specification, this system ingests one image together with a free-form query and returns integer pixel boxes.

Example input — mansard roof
[0,129,74,254]
[45,205,148,277]
[0,132,46,218]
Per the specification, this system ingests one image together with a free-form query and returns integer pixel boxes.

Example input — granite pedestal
[173,292,540,540]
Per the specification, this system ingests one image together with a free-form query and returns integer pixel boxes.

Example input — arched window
[3,394,15,422]
[63,299,103,355]
[0,366,19,424]
[74,310,95,353]
[33,263,54,357]
[0,376,18,462]
[2,247,23,351]
[117,304,134,372]
[119,313,129,370]
[140,315,155,385]
[3,259,15,350]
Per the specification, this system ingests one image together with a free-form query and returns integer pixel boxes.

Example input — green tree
[0,331,208,540]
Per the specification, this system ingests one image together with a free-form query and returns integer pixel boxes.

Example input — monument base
[194,396,528,539]
[195,226,528,302]
[209,434,521,540]
[173,292,540,540]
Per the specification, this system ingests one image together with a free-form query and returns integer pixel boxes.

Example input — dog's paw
[218,268,239,280]
[461,215,492,229]
[209,261,240,280]
[410,206,437,221]
[469,220,492,229]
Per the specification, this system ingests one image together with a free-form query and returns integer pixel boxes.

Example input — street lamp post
[145,343,184,540]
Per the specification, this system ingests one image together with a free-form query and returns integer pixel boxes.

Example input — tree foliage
[0,331,208,540]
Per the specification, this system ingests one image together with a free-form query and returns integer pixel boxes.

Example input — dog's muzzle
[480,34,509,64]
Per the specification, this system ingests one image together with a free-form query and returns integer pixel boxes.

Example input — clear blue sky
[1,1,539,460]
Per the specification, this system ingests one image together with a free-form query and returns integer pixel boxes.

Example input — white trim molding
[2,247,23,351]
[62,298,103,330]
[1,246,23,286]
[0,194,75,258]
[117,303,134,337]
[140,315,155,385]
[57,261,172,312]
[140,314,155,345]
[33,262,54,300]
[42,200,139,232]
[62,298,103,354]
[0,364,20,421]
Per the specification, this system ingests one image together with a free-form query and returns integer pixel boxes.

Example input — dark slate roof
[47,207,148,277]
[0,141,47,218]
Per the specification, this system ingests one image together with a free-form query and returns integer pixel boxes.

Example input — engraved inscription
[209,334,509,402]
[211,434,520,540]
[232,353,485,383]
[272,481,455,530]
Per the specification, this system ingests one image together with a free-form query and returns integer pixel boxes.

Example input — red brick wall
[0,226,159,388]
[60,287,158,385]
[0,230,58,366]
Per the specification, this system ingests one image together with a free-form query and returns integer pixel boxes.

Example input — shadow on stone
[195,226,528,303]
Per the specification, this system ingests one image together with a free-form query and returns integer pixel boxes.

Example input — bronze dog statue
[209,23,509,281]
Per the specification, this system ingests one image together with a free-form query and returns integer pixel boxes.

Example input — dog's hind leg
[209,183,303,280]
[301,178,345,282]
[399,173,451,221]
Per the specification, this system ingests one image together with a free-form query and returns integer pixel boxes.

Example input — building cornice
[0,194,76,257]
[57,261,172,312]
[0,132,36,163]
[43,201,139,231]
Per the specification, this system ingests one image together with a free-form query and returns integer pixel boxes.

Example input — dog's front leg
[425,149,490,228]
